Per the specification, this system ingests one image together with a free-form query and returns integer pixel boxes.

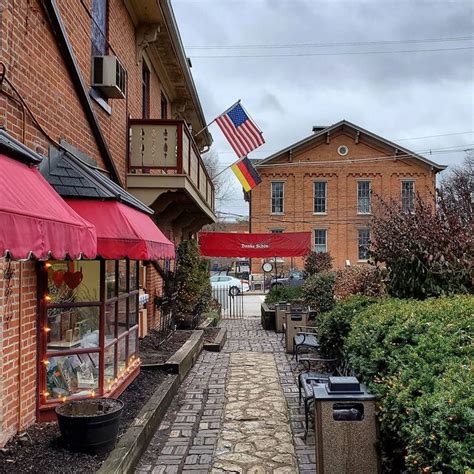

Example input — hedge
[264,285,303,305]
[318,296,474,472]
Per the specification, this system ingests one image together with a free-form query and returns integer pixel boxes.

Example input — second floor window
[314,181,327,213]
[271,228,284,233]
[401,181,415,212]
[358,228,370,260]
[91,0,108,57]
[314,229,327,253]
[271,182,284,213]
[357,181,371,214]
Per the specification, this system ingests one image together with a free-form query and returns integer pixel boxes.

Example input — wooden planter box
[261,303,276,330]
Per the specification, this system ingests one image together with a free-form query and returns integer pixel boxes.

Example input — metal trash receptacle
[285,308,308,354]
[275,302,290,333]
[314,376,380,473]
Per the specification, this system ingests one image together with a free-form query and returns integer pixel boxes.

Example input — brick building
[249,120,445,273]
[0,0,214,443]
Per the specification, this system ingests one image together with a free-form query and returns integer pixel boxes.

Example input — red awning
[198,232,312,258]
[0,154,97,260]
[66,199,175,260]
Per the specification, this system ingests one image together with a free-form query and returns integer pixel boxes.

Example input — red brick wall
[0,260,37,446]
[250,130,437,273]
[0,0,180,442]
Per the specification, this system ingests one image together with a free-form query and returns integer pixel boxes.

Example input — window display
[39,259,141,412]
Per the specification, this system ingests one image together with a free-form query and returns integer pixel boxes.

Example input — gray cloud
[174,0,474,216]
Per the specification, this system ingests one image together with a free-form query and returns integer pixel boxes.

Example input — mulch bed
[139,329,193,365]
[203,327,220,344]
[0,369,169,474]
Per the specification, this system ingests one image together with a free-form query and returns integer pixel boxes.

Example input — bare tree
[439,151,473,226]
[201,149,233,204]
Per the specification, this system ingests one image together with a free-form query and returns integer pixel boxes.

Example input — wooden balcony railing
[128,119,215,211]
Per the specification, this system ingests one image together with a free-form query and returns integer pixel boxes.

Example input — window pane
[105,302,116,342]
[91,0,107,57]
[358,229,370,260]
[118,260,128,294]
[402,181,414,212]
[105,260,117,299]
[129,294,138,327]
[46,307,100,352]
[117,337,127,376]
[104,344,116,392]
[314,229,327,253]
[129,261,139,291]
[117,297,127,335]
[46,261,100,303]
[314,182,327,213]
[357,181,371,214]
[45,353,99,400]
[128,327,138,364]
[271,182,284,213]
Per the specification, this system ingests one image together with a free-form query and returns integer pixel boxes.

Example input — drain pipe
[17,262,23,431]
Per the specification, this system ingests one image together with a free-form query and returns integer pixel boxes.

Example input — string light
[43,391,50,398]
[43,326,51,333]
[42,359,50,366]
[43,295,52,302]
[44,263,52,269]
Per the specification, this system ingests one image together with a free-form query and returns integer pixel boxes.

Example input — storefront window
[39,259,141,412]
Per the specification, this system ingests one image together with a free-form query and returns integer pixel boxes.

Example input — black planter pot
[56,398,124,454]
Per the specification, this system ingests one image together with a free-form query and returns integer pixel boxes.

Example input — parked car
[270,270,305,289]
[210,275,250,295]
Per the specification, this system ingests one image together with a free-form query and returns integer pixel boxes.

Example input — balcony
[127,119,216,235]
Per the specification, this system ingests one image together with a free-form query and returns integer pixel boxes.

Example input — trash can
[275,302,290,333]
[285,308,308,354]
[313,376,380,473]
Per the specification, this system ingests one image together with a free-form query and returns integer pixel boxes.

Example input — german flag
[230,157,262,192]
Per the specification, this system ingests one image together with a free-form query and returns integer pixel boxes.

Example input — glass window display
[39,259,141,414]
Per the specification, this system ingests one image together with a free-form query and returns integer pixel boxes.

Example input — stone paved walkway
[136,319,316,473]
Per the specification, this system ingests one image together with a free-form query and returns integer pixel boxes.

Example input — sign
[198,232,311,258]
[262,262,273,273]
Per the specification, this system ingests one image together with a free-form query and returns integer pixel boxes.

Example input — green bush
[343,296,474,472]
[265,285,303,305]
[174,240,211,316]
[302,272,335,314]
[316,296,378,361]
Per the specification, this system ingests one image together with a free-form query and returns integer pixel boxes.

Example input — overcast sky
[173,0,474,218]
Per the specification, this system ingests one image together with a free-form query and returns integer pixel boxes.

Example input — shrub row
[264,285,303,305]
[317,296,473,472]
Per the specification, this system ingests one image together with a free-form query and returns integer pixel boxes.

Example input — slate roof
[0,129,43,164]
[40,144,153,215]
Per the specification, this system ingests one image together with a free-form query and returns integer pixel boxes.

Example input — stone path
[136,319,316,473]
[212,352,297,472]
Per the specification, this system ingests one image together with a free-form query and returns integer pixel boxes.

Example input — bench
[294,326,320,360]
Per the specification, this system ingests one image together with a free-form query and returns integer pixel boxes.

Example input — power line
[187,35,474,50]
[213,131,474,155]
[190,46,473,59]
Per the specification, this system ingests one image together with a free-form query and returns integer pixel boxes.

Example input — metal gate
[212,286,244,319]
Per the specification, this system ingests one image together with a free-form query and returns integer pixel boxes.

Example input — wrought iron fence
[212,285,244,319]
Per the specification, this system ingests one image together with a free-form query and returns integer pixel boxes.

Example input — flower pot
[56,398,123,454]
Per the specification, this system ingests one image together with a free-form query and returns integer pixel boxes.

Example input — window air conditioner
[92,55,126,99]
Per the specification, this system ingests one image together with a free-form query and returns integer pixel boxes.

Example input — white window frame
[271,181,285,214]
[313,181,327,214]
[401,180,415,212]
[314,228,327,253]
[357,228,370,261]
[357,180,372,215]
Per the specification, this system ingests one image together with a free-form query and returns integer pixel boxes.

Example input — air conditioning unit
[92,55,126,99]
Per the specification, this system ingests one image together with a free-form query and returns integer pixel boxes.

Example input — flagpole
[213,157,244,179]
[194,99,242,138]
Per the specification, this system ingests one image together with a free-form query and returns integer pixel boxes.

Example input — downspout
[17,262,22,431]
[41,0,122,186]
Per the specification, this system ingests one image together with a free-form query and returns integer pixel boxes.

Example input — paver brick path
[136,319,316,473]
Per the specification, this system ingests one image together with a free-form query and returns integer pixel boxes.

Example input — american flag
[215,102,265,158]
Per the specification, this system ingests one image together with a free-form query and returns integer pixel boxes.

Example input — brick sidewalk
[136,319,316,473]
